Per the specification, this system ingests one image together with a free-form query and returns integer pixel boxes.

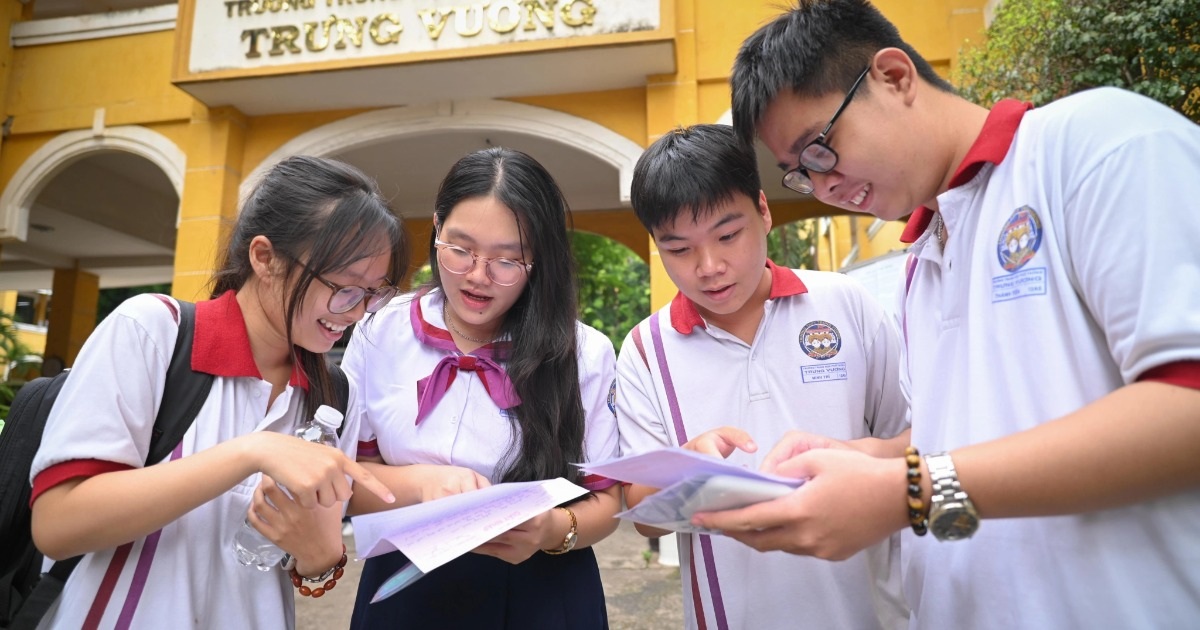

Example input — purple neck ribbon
[410,292,520,425]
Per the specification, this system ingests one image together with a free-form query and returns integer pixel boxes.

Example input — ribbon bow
[411,291,520,425]
[414,354,520,425]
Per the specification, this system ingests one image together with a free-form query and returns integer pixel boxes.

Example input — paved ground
[296,521,684,629]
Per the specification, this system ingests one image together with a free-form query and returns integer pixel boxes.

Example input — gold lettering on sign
[225,0,316,16]
[521,0,554,31]
[270,24,303,54]
[333,16,369,48]
[418,8,453,40]
[304,18,334,51]
[559,0,595,27]
[370,13,403,45]
[231,0,601,59]
[455,2,487,37]
[489,0,521,34]
[241,27,271,57]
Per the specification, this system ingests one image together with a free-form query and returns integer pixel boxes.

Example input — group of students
[27,0,1199,628]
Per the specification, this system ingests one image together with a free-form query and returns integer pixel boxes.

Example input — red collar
[900,99,1034,243]
[669,260,808,334]
[192,290,308,389]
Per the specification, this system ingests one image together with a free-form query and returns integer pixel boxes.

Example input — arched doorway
[242,99,648,272]
[0,126,184,368]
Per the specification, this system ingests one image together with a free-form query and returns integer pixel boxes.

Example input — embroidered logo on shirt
[799,320,841,360]
[607,378,617,417]
[997,205,1043,272]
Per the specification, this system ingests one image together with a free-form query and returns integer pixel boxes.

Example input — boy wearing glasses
[694,1,1200,628]
[616,123,909,630]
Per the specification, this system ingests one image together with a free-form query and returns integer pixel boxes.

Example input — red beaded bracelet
[290,544,348,598]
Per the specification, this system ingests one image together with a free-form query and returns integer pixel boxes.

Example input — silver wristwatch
[924,452,980,541]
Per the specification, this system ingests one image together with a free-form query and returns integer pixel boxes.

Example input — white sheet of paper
[577,447,804,489]
[351,477,588,573]
[615,474,797,534]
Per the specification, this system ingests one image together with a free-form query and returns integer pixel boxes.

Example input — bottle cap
[313,404,344,431]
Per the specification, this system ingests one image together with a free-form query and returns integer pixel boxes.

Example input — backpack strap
[147,300,215,465]
[13,300,214,629]
[8,557,77,629]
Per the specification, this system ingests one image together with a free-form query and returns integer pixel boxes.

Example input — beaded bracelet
[905,446,929,536]
[290,543,348,598]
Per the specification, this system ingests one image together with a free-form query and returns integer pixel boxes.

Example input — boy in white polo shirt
[616,123,909,630]
[695,2,1200,628]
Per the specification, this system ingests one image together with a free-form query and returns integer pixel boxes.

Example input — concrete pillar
[173,105,247,301]
[45,267,99,370]
[644,0,699,310]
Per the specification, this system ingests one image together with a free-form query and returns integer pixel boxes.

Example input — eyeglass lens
[782,66,870,195]
[328,286,397,314]
[437,245,525,286]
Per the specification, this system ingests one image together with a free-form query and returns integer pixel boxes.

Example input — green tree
[0,310,37,420]
[0,310,35,366]
[97,283,172,324]
[768,220,818,270]
[570,232,650,352]
[956,0,1200,122]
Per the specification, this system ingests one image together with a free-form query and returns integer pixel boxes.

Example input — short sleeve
[31,295,179,483]
[615,322,674,456]
[576,324,618,490]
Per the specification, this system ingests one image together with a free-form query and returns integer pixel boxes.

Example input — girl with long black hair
[345,147,620,629]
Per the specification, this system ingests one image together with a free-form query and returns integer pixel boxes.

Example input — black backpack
[0,300,349,629]
[0,301,212,629]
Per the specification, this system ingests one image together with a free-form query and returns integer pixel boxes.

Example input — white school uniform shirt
[899,88,1200,629]
[29,291,363,630]
[617,261,910,630]
[344,289,618,489]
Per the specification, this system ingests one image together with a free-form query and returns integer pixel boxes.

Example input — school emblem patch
[799,321,841,361]
[997,206,1043,272]
[607,378,617,417]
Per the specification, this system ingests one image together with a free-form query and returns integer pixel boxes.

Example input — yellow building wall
[510,87,648,149]
[0,0,991,351]
[6,30,194,136]
[805,0,989,271]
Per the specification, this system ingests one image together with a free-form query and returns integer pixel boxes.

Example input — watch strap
[542,506,578,555]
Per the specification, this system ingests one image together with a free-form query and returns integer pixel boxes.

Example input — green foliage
[0,310,37,419]
[97,283,172,324]
[956,0,1200,122]
[768,220,818,270]
[570,232,650,352]
[409,263,433,289]
[0,310,34,367]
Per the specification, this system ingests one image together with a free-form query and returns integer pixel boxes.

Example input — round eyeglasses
[434,239,532,287]
[782,66,871,195]
[302,263,398,314]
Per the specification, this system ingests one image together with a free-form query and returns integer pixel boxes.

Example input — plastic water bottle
[234,404,343,570]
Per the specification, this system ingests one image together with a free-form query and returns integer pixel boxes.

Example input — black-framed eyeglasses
[433,233,532,287]
[301,263,398,314]
[782,66,871,195]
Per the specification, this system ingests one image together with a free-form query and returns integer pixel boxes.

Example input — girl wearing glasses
[344,147,621,629]
[28,156,405,629]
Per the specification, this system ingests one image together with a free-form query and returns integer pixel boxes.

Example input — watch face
[564,531,579,551]
[930,501,980,541]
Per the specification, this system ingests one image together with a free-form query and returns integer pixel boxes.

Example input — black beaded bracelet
[905,446,928,536]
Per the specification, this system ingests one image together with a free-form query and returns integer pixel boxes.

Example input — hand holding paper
[351,477,588,602]
[576,447,803,534]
